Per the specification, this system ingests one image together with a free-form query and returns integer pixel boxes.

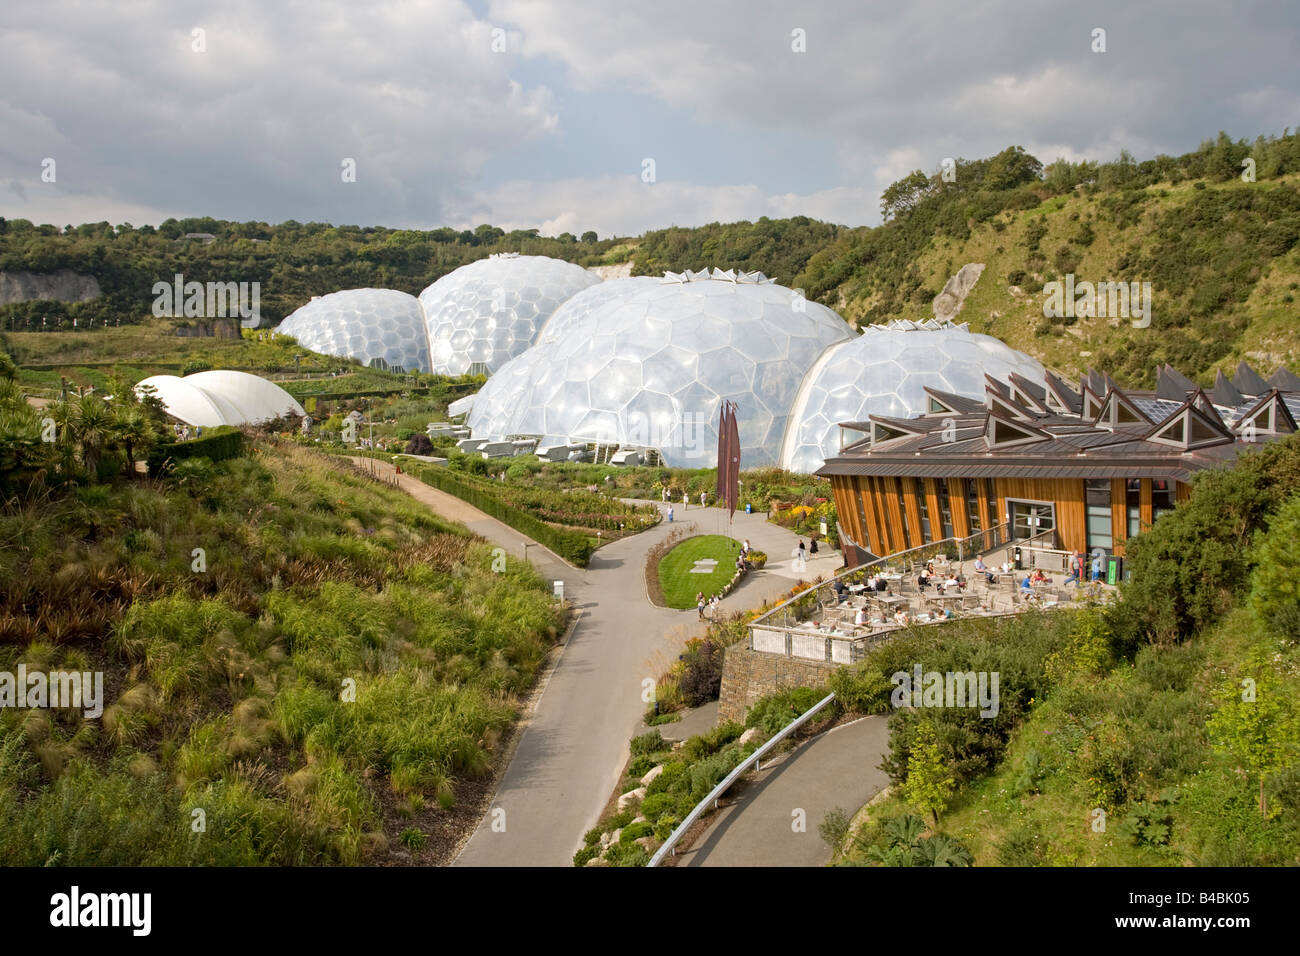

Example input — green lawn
[658,534,742,609]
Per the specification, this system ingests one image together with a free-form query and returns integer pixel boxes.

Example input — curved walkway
[675,716,890,867]
[354,459,839,866]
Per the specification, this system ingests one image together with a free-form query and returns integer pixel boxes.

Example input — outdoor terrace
[748,529,1114,665]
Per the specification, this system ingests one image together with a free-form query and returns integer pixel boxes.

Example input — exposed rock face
[588,262,633,280]
[0,270,101,305]
[932,263,984,321]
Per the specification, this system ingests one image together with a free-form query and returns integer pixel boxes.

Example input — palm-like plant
[862,813,973,867]
[113,407,152,477]
[69,394,114,478]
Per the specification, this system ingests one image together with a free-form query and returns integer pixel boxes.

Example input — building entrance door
[1009,500,1055,540]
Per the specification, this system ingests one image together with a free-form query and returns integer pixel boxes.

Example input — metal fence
[647,691,838,867]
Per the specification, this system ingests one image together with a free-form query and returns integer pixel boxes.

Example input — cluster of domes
[466,270,854,469]
[277,254,599,376]
[276,255,1048,472]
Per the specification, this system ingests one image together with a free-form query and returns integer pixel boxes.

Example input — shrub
[630,730,666,756]
[748,550,767,569]
[678,638,725,707]
[404,433,434,455]
[745,686,826,735]
[146,427,244,475]
[639,792,674,821]
[681,721,743,761]
[819,806,852,851]
[619,821,653,843]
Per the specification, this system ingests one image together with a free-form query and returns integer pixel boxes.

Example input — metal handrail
[647,691,837,867]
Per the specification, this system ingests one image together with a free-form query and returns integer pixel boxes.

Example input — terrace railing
[752,523,1012,633]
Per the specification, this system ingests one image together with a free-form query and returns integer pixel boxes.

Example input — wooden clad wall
[902,479,925,549]
[947,478,971,539]
[996,477,1088,554]
[881,477,908,553]
[831,481,861,551]
[922,478,943,544]
[831,472,1189,563]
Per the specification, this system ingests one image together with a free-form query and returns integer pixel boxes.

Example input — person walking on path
[661,486,669,502]
[700,490,707,507]
[667,505,674,523]
[697,595,706,620]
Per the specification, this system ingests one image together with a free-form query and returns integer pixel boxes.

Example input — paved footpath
[355,460,836,866]
[676,716,890,867]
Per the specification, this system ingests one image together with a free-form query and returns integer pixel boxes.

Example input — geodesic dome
[465,269,855,468]
[278,289,429,373]
[418,253,602,376]
[779,320,1047,473]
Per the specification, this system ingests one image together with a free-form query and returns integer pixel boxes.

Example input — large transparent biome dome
[466,269,855,468]
[418,253,602,376]
[278,289,430,373]
[780,320,1048,473]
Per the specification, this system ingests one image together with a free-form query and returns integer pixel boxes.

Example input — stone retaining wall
[718,644,839,724]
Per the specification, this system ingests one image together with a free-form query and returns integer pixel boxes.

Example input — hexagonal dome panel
[779,320,1047,473]
[278,288,430,372]
[418,253,601,375]
[465,270,854,468]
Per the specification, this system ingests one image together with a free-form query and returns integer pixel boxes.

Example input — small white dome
[136,371,304,427]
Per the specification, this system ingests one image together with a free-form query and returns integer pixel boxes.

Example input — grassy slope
[657,535,741,608]
[0,441,563,865]
[844,174,1300,382]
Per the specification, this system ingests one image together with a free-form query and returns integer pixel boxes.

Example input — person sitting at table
[875,575,889,593]
[833,579,847,601]
[854,606,868,626]
[955,573,967,592]
[943,573,960,591]
[1019,575,1033,594]
[893,608,910,626]
[917,570,931,591]
[1030,568,1050,585]
[943,606,956,620]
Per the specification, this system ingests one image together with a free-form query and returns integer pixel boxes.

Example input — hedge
[411,464,594,567]
[147,427,244,475]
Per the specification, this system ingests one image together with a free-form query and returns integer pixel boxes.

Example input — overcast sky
[2,0,1297,237]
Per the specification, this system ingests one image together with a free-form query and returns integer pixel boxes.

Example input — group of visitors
[735,538,754,573]
[917,561,966,592]
[172,423,202,441]
[696,591,722,620]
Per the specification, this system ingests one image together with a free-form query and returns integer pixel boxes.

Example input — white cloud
[450,175,879,238]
